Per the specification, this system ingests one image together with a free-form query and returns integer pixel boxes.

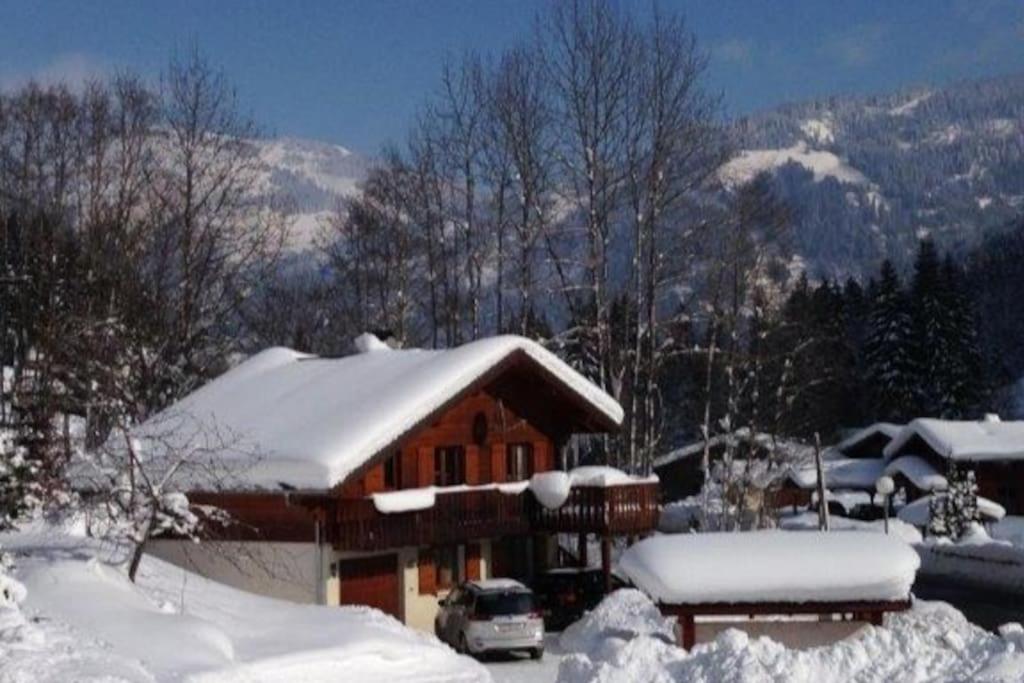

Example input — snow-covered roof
[884,418,1024,462]
[618,531,919,605]
[884,456,947,493]
[134,335,623,490]
[835,423,902,457]
[897,495,1007,528]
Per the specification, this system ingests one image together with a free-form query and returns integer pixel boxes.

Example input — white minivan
[435,579,545,660]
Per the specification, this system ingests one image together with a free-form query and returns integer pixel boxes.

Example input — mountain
[249,137,370,249]
[730,71,1024,278]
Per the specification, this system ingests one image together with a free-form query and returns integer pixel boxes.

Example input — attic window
[383,451,402,490]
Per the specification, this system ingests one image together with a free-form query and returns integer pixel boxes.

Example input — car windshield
[475,591,535,616]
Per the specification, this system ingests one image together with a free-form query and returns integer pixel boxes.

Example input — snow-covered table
[618,530,920,648]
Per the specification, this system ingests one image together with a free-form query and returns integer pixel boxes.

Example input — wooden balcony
[330,482,661,552]
[529,483,661,536]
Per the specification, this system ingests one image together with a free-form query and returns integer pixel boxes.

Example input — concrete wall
[150,537,500,634]
[147,539,321,604]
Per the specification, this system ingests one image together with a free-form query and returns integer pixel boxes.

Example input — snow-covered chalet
[141,334,660,631]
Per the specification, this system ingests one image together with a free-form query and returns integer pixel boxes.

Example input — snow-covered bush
[0,431,40,533]
[929,463,980,540]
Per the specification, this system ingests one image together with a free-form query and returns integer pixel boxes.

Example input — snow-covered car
[434,579,545,660]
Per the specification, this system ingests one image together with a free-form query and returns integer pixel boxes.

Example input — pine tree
[864,260,919,422]
[911,239,947,416]
[939,255,983,417]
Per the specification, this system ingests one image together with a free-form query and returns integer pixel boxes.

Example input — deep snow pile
[618,531,919,604]
[1,525,489,683]
[555,591,1024,683]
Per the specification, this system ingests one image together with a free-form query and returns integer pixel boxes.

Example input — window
[506,443,535,481]
[383,451,402,490]
[434,446,466,486]
[436,545,461,590]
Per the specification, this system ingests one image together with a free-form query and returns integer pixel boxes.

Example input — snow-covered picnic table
[618,530,920,648]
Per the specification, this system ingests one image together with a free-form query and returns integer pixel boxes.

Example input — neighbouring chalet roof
[883,417,1024,463]
[652,430,811,470]
[884,455,947,493]
[833,423,902,459]
[133,334,623,491]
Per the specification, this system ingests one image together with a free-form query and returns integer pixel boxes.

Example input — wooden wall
[339,390,556,498]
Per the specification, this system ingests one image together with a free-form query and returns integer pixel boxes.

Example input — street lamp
[876,475,895,535]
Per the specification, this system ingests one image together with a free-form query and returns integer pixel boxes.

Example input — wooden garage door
[338,554,400,620]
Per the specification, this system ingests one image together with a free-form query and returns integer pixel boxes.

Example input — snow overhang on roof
[131,335,623,491]
[883,418,1024,462]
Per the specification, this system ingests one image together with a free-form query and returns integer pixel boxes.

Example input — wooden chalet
[883,416,1024,515]
[143,334,659,631]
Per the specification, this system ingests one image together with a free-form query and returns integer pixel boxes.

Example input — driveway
[484,634,564,683]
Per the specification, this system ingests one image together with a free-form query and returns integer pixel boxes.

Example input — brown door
[338,554,400,620]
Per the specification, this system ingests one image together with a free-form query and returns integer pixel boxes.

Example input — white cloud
[0,53,111,92]
[714,39,754,67]
[821,23,890,68]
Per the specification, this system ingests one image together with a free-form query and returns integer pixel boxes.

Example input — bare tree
[143,48,287,408]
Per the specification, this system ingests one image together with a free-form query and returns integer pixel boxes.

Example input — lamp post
[876,475,895,535]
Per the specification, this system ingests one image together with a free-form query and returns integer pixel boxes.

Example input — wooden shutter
[465,445,481,485]
[418,548,436,595]
[465,543,482,581]
[533,440,550,472]
[491,442,507,482]
[417,447,434,487]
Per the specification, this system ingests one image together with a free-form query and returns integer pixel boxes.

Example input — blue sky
[2,0,1023,155]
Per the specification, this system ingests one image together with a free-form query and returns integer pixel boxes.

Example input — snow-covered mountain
[249,136,370,249]
[730,72,1024,278]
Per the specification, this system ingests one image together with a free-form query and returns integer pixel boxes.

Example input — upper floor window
[383,451,402,490]
[506,442,535,481]
[434,446,466,486]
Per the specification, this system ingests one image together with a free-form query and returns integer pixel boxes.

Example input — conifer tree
[864,260,918,422]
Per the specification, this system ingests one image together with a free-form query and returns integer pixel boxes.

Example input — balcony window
[506,443,535,481]
[434,446,466,486]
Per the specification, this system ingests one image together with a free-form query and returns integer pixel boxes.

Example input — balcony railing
[330,482,660,551]
[529,484,661,535]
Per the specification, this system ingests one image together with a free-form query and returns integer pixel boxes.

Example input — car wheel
[531,647,544,661]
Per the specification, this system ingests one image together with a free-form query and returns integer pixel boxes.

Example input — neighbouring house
[830,423,902,459]
[138,334,660,631]
[883,416,1024,514]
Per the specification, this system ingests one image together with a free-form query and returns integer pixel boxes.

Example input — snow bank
[618,531,919,604]
[559,589,674,655]
[2,528,489,683]
[556,591,1024,683]
[884,418,1024,462]
[780,511,923,544]
[131,335,623,490]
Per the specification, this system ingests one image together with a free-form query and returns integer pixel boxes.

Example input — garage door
[338,554,400,620]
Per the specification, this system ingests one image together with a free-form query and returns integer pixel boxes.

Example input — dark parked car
[531,568,624,631]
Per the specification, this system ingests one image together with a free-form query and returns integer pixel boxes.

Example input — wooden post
[814,432,830,531]
[578,532,588,568]
[680,613,696,649]
[600,537,612,594]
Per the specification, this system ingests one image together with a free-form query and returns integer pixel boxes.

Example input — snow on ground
[554,590,1024,683]
[618,531,918,605]
[1,524,488,683]
[720,142,868,186]
[780,511,923,544]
